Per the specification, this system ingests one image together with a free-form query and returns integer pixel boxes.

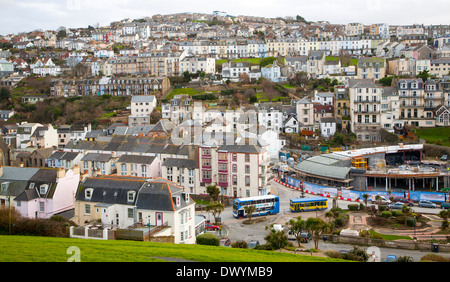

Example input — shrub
[406,217,417,227]
[348,204,359,211]
[391,211,403,217]
[196,233,220,246]
[381,211,392,218]
[325,250,343,259]
[231,240,248,249]
[420,254,450,262]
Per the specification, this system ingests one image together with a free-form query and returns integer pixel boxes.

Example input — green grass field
[216,58,263,66]
[413,127,450,147]
[0,235,345,262]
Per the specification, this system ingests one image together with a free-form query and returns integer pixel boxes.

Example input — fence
[326,234,450,253]
[69,226,115,240]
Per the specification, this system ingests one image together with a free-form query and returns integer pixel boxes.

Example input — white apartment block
[179,56,216,75]
[198,144,270,198]
[349,79,383,142]
[128,95,157,126]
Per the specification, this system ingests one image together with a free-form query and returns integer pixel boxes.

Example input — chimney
[57,167,66,179]
[72,164,80,175]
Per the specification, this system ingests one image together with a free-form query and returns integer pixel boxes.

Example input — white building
[320,117,336,138]
[179,56,216,75]
[128,95,157,126]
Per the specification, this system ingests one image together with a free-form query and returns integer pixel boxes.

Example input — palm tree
[206,201,224,225]
[362,194,369,209]
[375,195,382,212]
[244,205,256,223]
[402,204,412,227]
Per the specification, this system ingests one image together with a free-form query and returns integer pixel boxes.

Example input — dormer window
[1,182,9,192]
[127,191,136,202]
[85,188,93,199]
[175,196,180,207]
[40,184,48,195]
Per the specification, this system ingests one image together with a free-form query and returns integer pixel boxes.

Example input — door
[156,212,163,226]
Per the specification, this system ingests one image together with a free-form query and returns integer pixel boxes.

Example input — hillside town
[0,11,450,249]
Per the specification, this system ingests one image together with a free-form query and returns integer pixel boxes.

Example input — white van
[370,195,391,204]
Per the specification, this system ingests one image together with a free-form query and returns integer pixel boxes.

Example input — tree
[402,204,412,227]
[417,70,430,82]
[0,87,11,102]
[286,216,306,247]
[205,202,224,225]
[264,224,289,250]
[439,210,449,230]
[206,184,220,203]
[362,194,369,209]
[304,217,330,250]
[244,205,256,222]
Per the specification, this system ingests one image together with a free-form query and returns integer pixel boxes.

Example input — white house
[313,91,334,106]
[261,62,282,82]
[75,176,197,244]
[320,117,336,138]
[128,95,157,126]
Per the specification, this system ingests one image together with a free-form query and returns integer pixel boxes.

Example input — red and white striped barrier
[274,178,360,202]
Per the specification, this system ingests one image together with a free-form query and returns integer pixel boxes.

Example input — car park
[418,200,436,208]
[388,202,406,210]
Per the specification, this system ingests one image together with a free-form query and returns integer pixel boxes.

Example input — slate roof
[81,153,113,162]
[136,178,190,211]
[162,158,198,168]
[117,155,156,164]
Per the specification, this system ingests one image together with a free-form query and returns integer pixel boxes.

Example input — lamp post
[147,215,151,238]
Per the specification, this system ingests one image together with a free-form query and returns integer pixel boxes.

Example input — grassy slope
[0,235,344,262]
[413,127,450,147]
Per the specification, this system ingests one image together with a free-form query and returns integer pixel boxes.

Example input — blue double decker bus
[232,195,280,218]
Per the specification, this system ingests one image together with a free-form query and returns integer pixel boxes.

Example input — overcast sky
[1,0,449,35]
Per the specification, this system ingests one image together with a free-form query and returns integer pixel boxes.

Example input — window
[245,154,250,162]
[245,176,250,186]
[40,184,48,195]
[84,204,91,215]
[85,188,93,199]
[128,208,134,219]
[1,182,9,192]
[40,202,45,212]
[128,191,136,202]
[245,165,250,174]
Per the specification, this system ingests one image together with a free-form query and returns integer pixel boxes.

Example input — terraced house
[74,176,196,244]
[50,76,170,97]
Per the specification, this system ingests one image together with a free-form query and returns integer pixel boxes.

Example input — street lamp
[147,215,151,236]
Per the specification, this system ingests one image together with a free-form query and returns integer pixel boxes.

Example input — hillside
[0,235,344,262]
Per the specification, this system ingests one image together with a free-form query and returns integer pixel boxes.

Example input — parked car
[385,255,397,262]
[441,202,450,209]
[205,223,220,231]
[394,197,414,206]
[220,238,231,247]
[441,155,448,161]
[248,240,260,249]
[388,202,406,210]
[287,230,296,240]
[418,200,437,208]
[300,232,312,243]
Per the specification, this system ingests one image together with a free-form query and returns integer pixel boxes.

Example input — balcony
[218,182,228,187]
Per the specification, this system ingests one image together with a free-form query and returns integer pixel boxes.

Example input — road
[202,178,450,262]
